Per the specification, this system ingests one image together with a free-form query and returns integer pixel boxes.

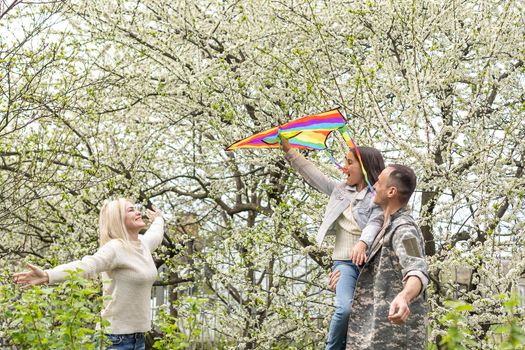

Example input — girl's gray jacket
[285,149,383,247]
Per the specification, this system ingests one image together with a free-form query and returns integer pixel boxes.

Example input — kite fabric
[225,109,345,151]
[226,109,374,193]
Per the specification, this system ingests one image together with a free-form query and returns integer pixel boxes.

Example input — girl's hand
[146,205,162,222]
[279,135,291,152]
[13,263,49,288]
[350,241,368,265]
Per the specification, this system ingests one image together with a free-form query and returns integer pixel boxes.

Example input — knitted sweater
[332,200,362,260]
[46,217,164,334]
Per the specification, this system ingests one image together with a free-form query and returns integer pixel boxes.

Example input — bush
[152,297,207,350]
[428,294,525,350]
[0,269,109,350]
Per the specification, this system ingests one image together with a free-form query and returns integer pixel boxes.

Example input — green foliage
[436,300,478,350]
[428,295,525,350]
[152,297,207,350]
[0,269,109,350]
[493,294,525,349]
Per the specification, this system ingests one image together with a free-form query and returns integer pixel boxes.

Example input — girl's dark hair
[350,146,385,186]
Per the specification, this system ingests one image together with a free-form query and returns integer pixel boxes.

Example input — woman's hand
[350,240,368,266]
[13,263,49,288]
[279,134,291,152]
[146,205,162,222]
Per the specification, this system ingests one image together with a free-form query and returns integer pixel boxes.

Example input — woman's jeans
[105,333,145,350]
[325,260,360,350]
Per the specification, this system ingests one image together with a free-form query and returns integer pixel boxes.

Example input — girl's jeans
[325,260,360,350]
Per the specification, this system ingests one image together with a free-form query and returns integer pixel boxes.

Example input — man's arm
[388,223,428,323]
[392,224,428,294]
[388,276,422,324]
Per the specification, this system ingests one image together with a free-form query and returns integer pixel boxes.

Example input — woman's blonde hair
[99,198,134,247]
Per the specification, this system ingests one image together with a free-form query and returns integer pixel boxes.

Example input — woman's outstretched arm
[14,240,120,286]
[140,206,164,252]
[13,263,49,288]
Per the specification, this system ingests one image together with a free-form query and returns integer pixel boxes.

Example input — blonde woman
[13,198,164,350]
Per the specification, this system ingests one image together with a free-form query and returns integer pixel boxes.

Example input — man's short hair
[387,164,417,204]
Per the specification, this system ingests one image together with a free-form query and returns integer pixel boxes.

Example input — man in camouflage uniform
[330,164,428,349]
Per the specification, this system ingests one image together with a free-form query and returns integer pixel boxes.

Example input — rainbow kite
[226,109,374,193]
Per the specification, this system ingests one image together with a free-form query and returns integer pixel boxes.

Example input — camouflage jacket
[345,208,428,350]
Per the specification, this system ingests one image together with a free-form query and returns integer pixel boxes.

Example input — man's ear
[387,186,397,199]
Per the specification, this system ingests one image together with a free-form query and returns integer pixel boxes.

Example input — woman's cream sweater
[46,218,164,334]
